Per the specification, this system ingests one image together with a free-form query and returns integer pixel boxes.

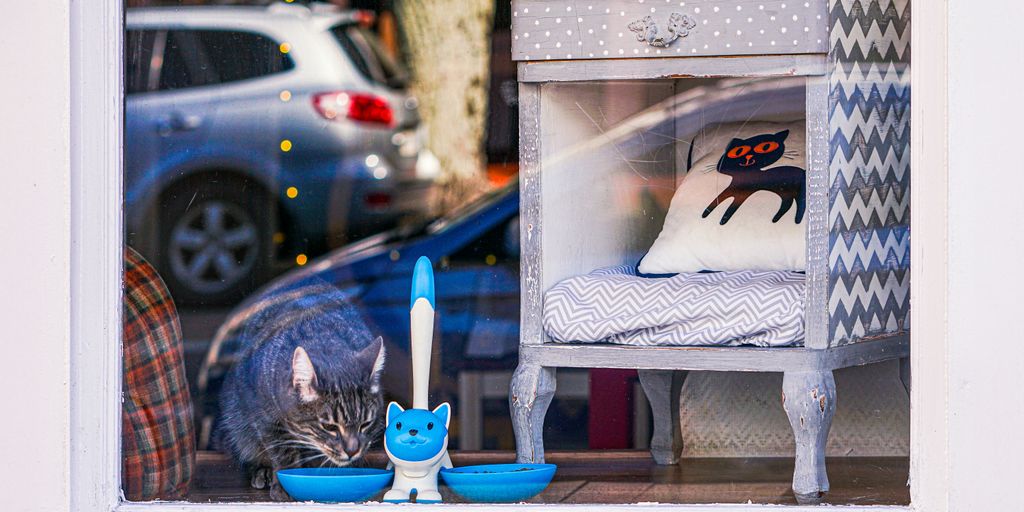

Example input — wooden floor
[190,450,909,505]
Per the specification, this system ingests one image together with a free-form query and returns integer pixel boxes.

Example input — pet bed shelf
[518,336,909,373]
[509,0,911,505]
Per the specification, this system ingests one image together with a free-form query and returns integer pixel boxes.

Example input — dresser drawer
[511,0,828,61]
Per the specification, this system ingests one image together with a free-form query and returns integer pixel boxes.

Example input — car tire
[157,178,274,305]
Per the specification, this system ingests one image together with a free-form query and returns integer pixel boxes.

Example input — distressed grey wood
[519,83,544,346]
[510,363,556,463]
[519,335,908,373]
[782,370,836,505]
[804,75,831,349]
[899,356,911,396]
[518,54,826,82]
[638,369,687,465]
[511,0,828,61]
[539,81,676,290]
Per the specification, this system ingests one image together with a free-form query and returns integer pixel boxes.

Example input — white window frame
[67,1,950,511]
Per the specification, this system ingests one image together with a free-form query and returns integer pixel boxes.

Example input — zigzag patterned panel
[827,0,910,345]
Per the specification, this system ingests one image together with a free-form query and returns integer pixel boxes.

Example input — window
[331,23,409,89]
[126,29,295,94]
[114,0,913,508]
[8,0,972,509]
[195,30,295,84]
[159,30,217,91]
[125,30,159,94]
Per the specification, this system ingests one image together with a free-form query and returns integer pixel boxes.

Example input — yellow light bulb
[280,140,292,152]
[279,42,291,54]
[485,254,497,266]
[286,186,298,199]
[295,254,308,266]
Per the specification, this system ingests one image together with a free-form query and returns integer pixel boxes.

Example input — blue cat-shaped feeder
[383,257,453,503]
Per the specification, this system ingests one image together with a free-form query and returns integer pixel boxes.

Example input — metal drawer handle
[627,13,697,48]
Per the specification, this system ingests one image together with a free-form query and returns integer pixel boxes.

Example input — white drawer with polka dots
[511,0,828,61]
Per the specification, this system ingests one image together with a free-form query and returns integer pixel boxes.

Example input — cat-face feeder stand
[383,257,453,503]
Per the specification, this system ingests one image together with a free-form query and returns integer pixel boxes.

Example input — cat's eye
[427,422,434,430]
[754,141,780,154]
[320,422,338,433]
[395,422,402,430]
[727,145,751,158]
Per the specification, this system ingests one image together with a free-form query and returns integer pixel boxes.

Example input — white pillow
[638,121,806,274]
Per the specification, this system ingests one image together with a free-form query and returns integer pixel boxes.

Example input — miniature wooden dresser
[508,0,911,504]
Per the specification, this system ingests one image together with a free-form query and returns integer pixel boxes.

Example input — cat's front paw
[269,483,292,502]
[251,467,273,490]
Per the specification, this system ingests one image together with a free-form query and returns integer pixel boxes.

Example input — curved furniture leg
[638,369,687,465]
[899,356,911,396]
[782,370,836,505]
[510,363,556,463]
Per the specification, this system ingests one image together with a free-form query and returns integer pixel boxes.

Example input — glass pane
[159,30,216,90]
[125,29,159,94]
[330,23,409,89]
[194,29,296,84]
[121,0,909,507]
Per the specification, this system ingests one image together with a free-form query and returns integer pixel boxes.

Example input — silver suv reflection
[125,2,439,304]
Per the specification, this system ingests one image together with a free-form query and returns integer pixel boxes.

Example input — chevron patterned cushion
[543,266,804,347]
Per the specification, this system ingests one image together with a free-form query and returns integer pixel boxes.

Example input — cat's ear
[774,129,790,141]
[432,402,451,429]
[291,346,319,403]
[358,336,386,393]
[387,401,404,425]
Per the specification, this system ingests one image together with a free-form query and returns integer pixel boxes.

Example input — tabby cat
[217,285,386,500]
[701,129,806,225]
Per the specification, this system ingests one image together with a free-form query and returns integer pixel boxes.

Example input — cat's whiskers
[294,452,330,468]
[254,439,313,458]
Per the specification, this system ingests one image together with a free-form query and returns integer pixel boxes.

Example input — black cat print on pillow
[702,130,806,225]
[638,121,807,274]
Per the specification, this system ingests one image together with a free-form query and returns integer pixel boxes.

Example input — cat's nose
[343,436,361,457]
[408,429,419,437]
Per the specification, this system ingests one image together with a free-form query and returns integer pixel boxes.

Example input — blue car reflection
[198,181,520,447]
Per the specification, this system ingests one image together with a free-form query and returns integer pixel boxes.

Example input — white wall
[0,2,72,512]
[946,1,1024,510]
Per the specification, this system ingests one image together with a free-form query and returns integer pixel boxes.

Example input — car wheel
[158,181,272,305]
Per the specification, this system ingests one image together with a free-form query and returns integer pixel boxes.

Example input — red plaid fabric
[122,247,195,501]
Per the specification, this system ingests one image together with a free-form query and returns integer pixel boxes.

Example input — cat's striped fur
[217,284,385,500]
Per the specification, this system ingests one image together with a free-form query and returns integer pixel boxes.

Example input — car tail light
[353,9,376,27]
[313,92,394,127]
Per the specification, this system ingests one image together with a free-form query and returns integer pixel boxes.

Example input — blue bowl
[440,463,556,503]
[276,467,393,503]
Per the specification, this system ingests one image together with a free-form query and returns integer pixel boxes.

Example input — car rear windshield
[330,23,409,90]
